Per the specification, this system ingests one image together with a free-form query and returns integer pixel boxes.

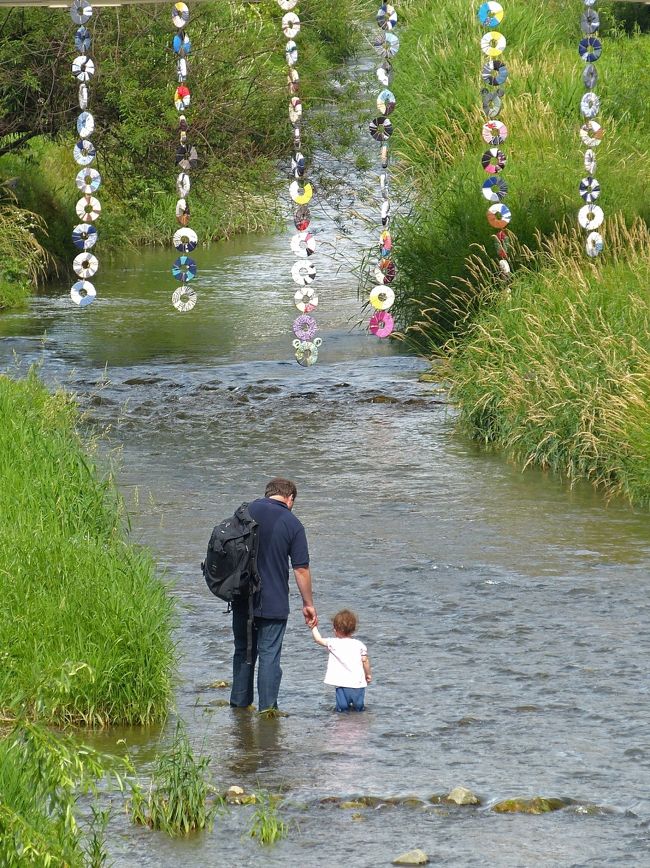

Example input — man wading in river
[230,478,318,713]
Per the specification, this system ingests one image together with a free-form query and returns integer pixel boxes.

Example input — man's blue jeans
[230,606,287,712]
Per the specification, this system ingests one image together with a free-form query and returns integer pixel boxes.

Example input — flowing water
[2,201,650,866]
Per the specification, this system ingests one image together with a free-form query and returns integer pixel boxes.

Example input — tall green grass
[0,180,53,310]
[391,0,650,346]
[449,217,650,506]
[0,372,176,725]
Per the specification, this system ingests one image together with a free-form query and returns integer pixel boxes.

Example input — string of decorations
[368,3,399,340]
[280,0,321,367]
[70,1,100,308]
[478,2,512,278]
[578,0,604,258]
[171,2,198,312]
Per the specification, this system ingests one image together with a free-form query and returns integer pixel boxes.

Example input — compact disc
[172,286,197,312]
[293,338,322,367]
[380,144,389,168]
[172,32,191,56]
[176,145,198,171]
[74,140,95,166]
[173,227,198,252]
[288,68,300,94]
[73,252,99,278]
[579,176,600,203]
[72,55,94,82]
[294,206,311,231]
[179,115,189,132]
[584,149,597,174]
[290,231,316,257]
[174,85,190,111]
[286,41,298,66]
[282,12,300,38]
[78,83,89,110]
[499,259,511,275]
[379,230,392,256]
[72,223,98,251]
[481,31,506,58]
[581,8,600,34]
[77,111,94,138]
[369,285,395,310]
[586,231,604,257]
[177,172,191,197]
[373,32,400,59]
[277,0,298,9]
[291,261,316,286]
[482,120,508,145]
[580,121,603,148]
[380,172,389,199]
[292,152,306,178]
[377,89,396,116]
[70,279,96,307]
[369,310,394,338]
[289,181,313,205]
[176,198,191,225]
[481,59,508,86]
[75,167,101,194]
[294,287,318,313]
[583,64,598,89]
[374,258,396,285]
[172,2,190,28]
[289,97,302,124]
[369,117,393,142]
[481,148,507,174]
[381,200,390,226]
[581,92,600,119]
[482,176,508,202]
[293,314,318,341]
[478,1,504,27]
[171,255,197,282]
[578,204,604,230]
[177,58,188,82]
[482,91,502,118]
[486,203,511,228]
[377,62,393,86]
[75,26,91,52]
[75,195,101,223]
[377,3,398,30]
[70,1,93,25]
[578,37,602,63]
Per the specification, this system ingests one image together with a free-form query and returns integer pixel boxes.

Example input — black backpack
[202,503,261,663]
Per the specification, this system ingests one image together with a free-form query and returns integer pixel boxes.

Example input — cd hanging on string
[72,55,95,82]
[377,89,396,116]
[173,32,191,56]
[173,227,198,253]
[75,26,91,52]
[75,167,101,194]
[176,198,191,226]
[70,279,96,307]
[171,255,197,282]
[291,261,316,286]
[72,223,98,251]
[294,287,318,313]
[369,285,395,310]
[294,206,311,231]
[482,120,508,145]
[293,338,321,367]
[578,204,604,230]
[377,3,398,30]
[78,83,89,110]
[289,181,313,205]
[285,41,298,66]
[585,231,604,257]
[377,62,393,86]
[584,149,597,174]
[277,0,298,9]
[75,195,101,223]
[579,176,601,203]
[481,31,506,58]
[481,59,508,86]
[70,1,93,25]
[369,117,393,141]
[292,314,318,341]
[478,1,504,27]
[73,252,99,279]
[172,286,197,312]
[77,111,94,138]
[290,231,316,258]
[373,32,399,58]
[580,121,603,148]
[177,172,191,196]
[369,310,394,338]
[486,203,511,228]
[580,92,600,119]
[282,13,301,38]
[172,2,190,28]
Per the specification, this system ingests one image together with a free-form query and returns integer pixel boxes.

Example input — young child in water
[311,609,372,712]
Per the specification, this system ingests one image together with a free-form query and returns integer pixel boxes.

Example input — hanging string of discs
[70,0,100,308]
[368,3,398,340]
[578,0,604,258]
[478,1,512,278]
[171,2,198,312]
[281,0,321,367]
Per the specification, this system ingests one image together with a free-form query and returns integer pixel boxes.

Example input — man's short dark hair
[265,478,298,500]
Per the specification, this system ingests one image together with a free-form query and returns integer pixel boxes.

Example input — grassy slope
[0,372,176,725]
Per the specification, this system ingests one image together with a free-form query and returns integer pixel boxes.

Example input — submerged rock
[393,848,429,865]
[445,786,481,806]
[492,797,568,814]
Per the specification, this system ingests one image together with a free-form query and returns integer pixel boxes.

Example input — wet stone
[492,797,569,814]
[445,786,481,806]
[393,849,430,865]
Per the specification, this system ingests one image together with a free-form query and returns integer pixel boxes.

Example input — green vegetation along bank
[0,0,365,308]
[392,0,650,505]
[0,371,176,726]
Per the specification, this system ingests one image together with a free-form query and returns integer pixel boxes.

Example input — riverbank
[391,0,650,505]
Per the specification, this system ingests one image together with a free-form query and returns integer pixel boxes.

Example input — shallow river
[2,200,650,866]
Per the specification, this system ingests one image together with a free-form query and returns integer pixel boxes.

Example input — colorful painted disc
[579,37,602,63]
[482,90,502,118]
[292,152,306,178]
[70,279,96,306]
[282,12,300,38]
[70,1,93,25]
[379,230,392,256]
[75,195,101,223]
[172,32,191,56]
[176,145,198,172]
[579,176,601,203]
[377,62,393,86]
[174,85,191,111]
[73,139,95,166]
[584,149,597,174]
[369,285,395,310]
[294,206,311,231]
[586,231,604,258]
[75,26,91,52]
[583,64,598,90]
[580,121,604,148]
[377,89,396,116]
[578,205,604,230]
[277,0,298,9]
[289,181,313,205]
[486,203,511,228]
[377,4,398,30]
[381,200,390,226]
[78,83,89,110]
[172,286,197,312]
[177,172,191,197]
[173,227,198,253]
[294,287,318,313]
[380,144,389,168]
[581,9,600,34]
[288,68,300,94]
[581,92,600,119]
[73,252,99,279]
[72,223,98,251]
[285,41,298,66]
[481,31,506,58]
[369,310,395,338]
[482,121,508,145]
[72,55,94,83]
[289,97,302,124]
[373,258,396,285]
[172,255,197,283]
[293,314,318,341]
[481,148,507,174]
[291,261,316,286]
[293,338,322,366]
[172,2,190,28]
[369,117,393,141]
[176,198,191,226]
[75,167,101,194]
[373,32,400,59]
[478,2,504,28]
[77,111,94,138]
[177,58,188,82]
[481,59,508,86]
[482,176,509,202]
[290,231,316,258]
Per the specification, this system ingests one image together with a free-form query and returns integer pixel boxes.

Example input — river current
[2,191,650,866]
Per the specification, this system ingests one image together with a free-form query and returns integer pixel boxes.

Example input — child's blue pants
[335,686,365,712]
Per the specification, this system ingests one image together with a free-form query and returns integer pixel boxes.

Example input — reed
[0,371,176,726]
[249,791,288,846]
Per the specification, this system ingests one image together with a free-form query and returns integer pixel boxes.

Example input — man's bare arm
[293,566,317,627]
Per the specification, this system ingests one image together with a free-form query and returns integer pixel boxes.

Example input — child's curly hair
[332,609,357,636]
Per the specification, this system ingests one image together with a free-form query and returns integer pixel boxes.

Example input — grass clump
[130,721,217,836]
[449,217,650,507]
[0,371,176,726]
[249,791,288,846]
[0,180,52,310]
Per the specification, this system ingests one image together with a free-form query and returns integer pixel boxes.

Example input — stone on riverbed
[392,848,430,865]
[445,786,481,806]
[492,796,568,814]
[225,785,257,805]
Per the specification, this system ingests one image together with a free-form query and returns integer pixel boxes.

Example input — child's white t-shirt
[323,637,367,688]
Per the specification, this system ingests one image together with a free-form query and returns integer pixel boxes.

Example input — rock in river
[492,796,568,814]
[393,849,429,865]
[446,786,481,806]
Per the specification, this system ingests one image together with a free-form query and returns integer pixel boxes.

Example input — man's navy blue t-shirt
[248,497,309,619]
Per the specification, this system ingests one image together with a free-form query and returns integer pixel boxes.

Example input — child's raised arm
[311,626,329,648]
